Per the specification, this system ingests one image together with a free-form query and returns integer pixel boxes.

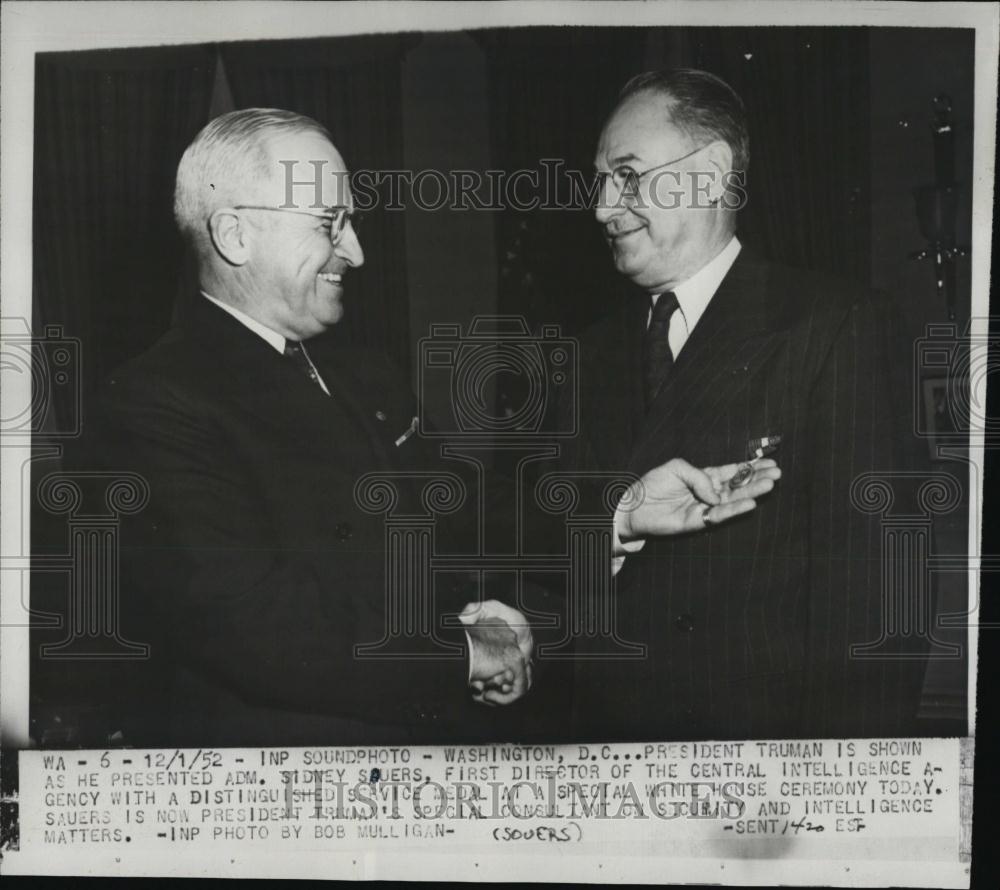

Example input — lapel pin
[749,435,781,459]
[395,416,419,447]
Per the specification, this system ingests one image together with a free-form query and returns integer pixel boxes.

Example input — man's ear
[208,209,251,266]
[703,140,734,205]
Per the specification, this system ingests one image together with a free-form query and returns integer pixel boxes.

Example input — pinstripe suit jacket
[561,249,926,741]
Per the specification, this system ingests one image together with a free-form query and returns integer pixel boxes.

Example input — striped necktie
[641,291,679,410]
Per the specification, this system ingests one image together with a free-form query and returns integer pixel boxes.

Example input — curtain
[685,27,872,283]
[476,28,648,333]
[33,47,216,431]
[32,48,215,740]
[221,37,415,368]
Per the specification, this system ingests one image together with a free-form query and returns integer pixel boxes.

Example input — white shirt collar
[652,234,742,338]
[201,291,287,354]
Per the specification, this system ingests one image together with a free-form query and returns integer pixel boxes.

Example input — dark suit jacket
[560,249,927,741]
[94,296,497,747]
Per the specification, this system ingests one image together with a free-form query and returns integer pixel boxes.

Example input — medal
[728,434,782,490]
[728,462,755,489]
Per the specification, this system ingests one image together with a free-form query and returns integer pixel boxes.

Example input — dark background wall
[32,27,976,412]
[31,27,975,740]
[865,28,975,725]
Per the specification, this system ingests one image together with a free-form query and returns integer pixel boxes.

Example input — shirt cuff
[611,499,646,575]
[465,628,474,683]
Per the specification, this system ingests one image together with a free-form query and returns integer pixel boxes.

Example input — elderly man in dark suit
[97,108,777,747]
[566,69,926,741]
[98,109,541,746]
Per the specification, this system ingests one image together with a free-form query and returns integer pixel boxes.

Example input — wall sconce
[910,95,968,321]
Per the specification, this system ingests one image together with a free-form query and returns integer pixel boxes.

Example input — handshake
[457,455,781,705]
[460,599,535,706]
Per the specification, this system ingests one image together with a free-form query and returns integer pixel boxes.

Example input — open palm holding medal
[617,454,782,541]
[461,439,782,703]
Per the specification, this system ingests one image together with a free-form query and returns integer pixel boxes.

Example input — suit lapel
[624,289,649,436]
[627,250,789,473]
[578,288,648,470]
[180,297,395,472]
[312,346,400,469]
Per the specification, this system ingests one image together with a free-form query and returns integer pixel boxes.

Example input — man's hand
[459,600,533,706]
[617,457,781,542]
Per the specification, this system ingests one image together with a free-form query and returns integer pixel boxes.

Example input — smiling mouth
[606,226,644,241]
[317,272,344,285]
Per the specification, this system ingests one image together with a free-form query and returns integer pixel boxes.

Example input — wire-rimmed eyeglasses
[594,143,710,201]
[232,204,361,246]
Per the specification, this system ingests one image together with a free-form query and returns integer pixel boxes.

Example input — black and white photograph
[0,1,995,885]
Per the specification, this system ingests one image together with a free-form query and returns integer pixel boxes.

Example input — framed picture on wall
[921,375,969,458]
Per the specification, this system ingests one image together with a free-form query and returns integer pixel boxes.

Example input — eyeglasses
[232,205,361,246]
[595,143,710,201]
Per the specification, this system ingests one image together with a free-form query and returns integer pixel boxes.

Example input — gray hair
[174,108,332,249]
[617,68,749,175]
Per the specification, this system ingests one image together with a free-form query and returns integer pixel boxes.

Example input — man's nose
[593,175,625,226]
[335,224,364,268]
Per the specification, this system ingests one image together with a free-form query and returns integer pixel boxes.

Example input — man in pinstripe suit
[566,69,926,741]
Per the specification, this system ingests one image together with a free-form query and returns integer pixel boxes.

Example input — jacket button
[335,522,353,541]
[675,613,695,632]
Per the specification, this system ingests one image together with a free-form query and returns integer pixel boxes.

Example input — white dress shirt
[650,234,742,358]
[201,291,330,395]
[611,235,742,571]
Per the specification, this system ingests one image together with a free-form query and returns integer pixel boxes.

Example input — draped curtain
[33,30,871,420]
[32,48,215,742]
[33,36,415,433]
[476,26,873,336]
[684,27,872,282]
[33,46,216,432]
[476,28,648,333]
[221,37,415,368]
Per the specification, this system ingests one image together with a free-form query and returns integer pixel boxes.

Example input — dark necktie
[284,340,326,393]
[641,291,679,409]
